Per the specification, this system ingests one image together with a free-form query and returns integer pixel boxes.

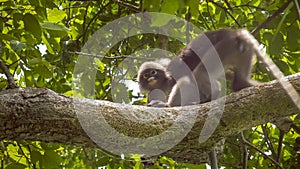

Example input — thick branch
[0,73,300,164]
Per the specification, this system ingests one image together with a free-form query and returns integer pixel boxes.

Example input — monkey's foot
[148,100,169,107]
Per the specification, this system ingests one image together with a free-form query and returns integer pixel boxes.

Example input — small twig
[81,0,93,45]
[293,0,300,20]
[185,11,191,44]
[241,133,283,169]
[17,143,35,168]
[261,124,277,160]
[69,51,153,60]
[276,130,284,169]
[240,132,248,169]
[224,0,233,11]
[81,1,112,41]
[113,0,140,12]
[206,0,216,29]
[251,0,293,35]
[291,123,300,134]
[208,0,241,27]
[0,43,19,89]
[235,4,265,11]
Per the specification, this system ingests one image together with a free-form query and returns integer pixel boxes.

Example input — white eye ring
[150,70,157,75]
[143,73,149,79]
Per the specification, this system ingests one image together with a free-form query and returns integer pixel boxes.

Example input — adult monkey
[138,28,257,107]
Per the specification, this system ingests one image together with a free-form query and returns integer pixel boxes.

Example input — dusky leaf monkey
[137,28,259,107]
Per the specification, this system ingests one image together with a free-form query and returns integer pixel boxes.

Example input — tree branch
[0,73,300,164]
[0,43,19,89]
[69,51,153,60]
[208,0,241,27]
[112,0,140,12]
[251,0,293,35]
[241,132,283,169]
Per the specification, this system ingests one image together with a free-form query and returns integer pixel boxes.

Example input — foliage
[0,0,300,168]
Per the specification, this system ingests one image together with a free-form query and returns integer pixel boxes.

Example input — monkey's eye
[150,70,157,76]
[143,73,149,79]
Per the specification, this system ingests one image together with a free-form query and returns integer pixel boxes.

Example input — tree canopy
[0,0,300,168]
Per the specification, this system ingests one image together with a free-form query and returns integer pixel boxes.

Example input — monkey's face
[138,68,167,91]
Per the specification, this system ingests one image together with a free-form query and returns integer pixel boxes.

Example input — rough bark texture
[0,73,300,164]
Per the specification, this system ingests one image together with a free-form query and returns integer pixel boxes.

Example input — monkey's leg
[232,71,253,91]
[193,65,220,103]
[231,52,254,91]
[168,76,200,107]
[147,89,168,104]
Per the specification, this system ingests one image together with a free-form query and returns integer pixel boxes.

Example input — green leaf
[187,0,199,18]
[151,14,173,27]
[41,34,55,54]
[35,6,47,20]
[41,22,68,31]
[269,32,284,56]
[46,35,61,52]
[24,70,34,87]
[161,0,179,14]
[250,0,260,6]
[46,29,68,38]
[47,8,67,22]
[219,9,226,24]
[143,0,160,12]
[10,40,25,52]
[29,0,42,7]
[5,162,27,169]
[94,58,105,72]
[6,144,27,165]
[42,150,62,168]
[40,142,60,151]
[276,60,289,74]
[0,17,3,31]
[13,13,23,29]
[23,13,42,42]
[287,24,300,51]
[36,63,53,78]
[180,163,207,169]
[263,32,273,44]
[22,33,38,45]
[28,58,42,66]
[97,156,110,166]
[30,150,42,164]
[28,58,53,78]
[0,77,7,90]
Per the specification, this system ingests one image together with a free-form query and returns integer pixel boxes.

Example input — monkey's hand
[148,100,169,107]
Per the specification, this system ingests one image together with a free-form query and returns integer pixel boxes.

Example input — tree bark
[0,73,299,164]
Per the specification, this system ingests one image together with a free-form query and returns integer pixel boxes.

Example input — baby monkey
[137,28,260,106]
[137,61,176,105]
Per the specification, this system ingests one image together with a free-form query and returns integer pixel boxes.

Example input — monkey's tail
[243,29,300,110]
